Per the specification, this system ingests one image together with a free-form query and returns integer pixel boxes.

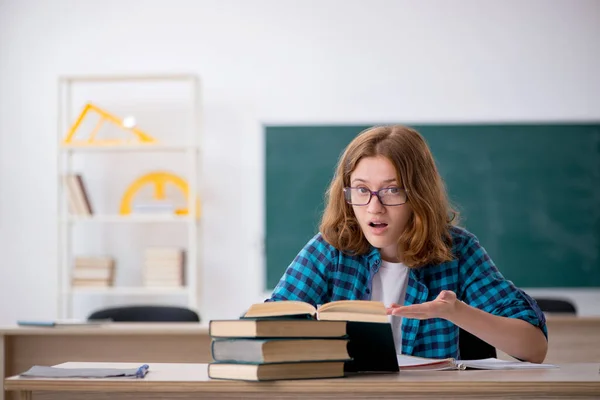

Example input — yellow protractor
[120,171,201,218]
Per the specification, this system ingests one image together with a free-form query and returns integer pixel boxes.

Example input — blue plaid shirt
[268,226,548,359]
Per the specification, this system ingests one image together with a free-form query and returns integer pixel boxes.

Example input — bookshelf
[56,73,202,319]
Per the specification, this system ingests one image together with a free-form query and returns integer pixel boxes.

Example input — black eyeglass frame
[343,187,409,206]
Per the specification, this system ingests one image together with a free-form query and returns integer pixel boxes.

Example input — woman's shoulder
[448,225,481,255]
[303,233,372,263]
[302,232,340,258]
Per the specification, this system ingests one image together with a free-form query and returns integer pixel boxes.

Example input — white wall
[1,0,599,324]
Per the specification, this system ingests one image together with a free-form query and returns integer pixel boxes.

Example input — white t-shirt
[370,260,410,354]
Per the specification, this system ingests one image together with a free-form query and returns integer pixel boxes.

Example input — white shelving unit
[56,73,202,319]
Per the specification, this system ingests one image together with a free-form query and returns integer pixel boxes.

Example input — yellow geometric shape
[120,171,201,218]
[63,103,157,145]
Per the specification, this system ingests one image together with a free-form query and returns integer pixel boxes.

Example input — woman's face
[349,156,412,262]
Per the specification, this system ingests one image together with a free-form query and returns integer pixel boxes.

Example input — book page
[318,300,386,314]
[461,358,559,370]
[396,354,460,370]
[396,355,558,371]
[244,301,316,318]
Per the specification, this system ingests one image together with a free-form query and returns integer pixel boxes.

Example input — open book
[396,354,558,371]
[243,300,388,323]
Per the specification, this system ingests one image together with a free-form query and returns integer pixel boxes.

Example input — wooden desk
[2,317,599,400]
[534,316,600,363]
[0,323,211,400]
[495,316,600,363]
[5,361,600,400]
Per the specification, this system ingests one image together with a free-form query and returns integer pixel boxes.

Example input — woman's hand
[387,290,458,320]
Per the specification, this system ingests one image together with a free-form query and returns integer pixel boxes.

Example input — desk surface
[0,323,209,336]
[1,316,597,336]
[5,362,600,396]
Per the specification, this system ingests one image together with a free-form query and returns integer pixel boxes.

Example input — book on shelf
[396,354,558,371]
[143,246,185,287]
[211,300,399,375]
[63,173,93,216]
[211,338,350,364]
[71,256,115,287]
[207,361,346,382]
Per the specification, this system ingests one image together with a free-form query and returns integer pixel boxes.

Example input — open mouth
[369,222,388,228]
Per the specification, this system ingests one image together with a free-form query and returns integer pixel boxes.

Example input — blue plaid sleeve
[457,234,548,339]
[268,234,334,307]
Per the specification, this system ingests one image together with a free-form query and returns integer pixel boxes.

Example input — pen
[135,364,149,378]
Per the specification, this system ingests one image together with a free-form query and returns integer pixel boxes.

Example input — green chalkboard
[265,124,600,289]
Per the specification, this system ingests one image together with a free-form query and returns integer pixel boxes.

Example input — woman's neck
[380,247,403,263]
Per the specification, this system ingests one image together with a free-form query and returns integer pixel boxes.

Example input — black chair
[534,298,577,314]
[459,328,496,360]
[88,305,200,322]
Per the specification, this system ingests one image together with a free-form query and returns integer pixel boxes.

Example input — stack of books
[142,247,185,287]
[207,300,399,381]
[71,256,115,287]
[208,318,350,381]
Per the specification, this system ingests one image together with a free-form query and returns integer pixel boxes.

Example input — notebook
[396,355,558,371]
[20,364,149,379]
[459,358,559,370]
[17,319,111,328]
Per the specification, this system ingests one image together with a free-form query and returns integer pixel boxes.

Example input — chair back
[459,328,497,360]
[534,298,577,314]
[88,305,200,322]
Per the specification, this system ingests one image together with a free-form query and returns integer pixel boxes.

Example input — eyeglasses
[343,187,408,206]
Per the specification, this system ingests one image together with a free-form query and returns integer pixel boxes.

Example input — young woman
[268,125,548,363]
